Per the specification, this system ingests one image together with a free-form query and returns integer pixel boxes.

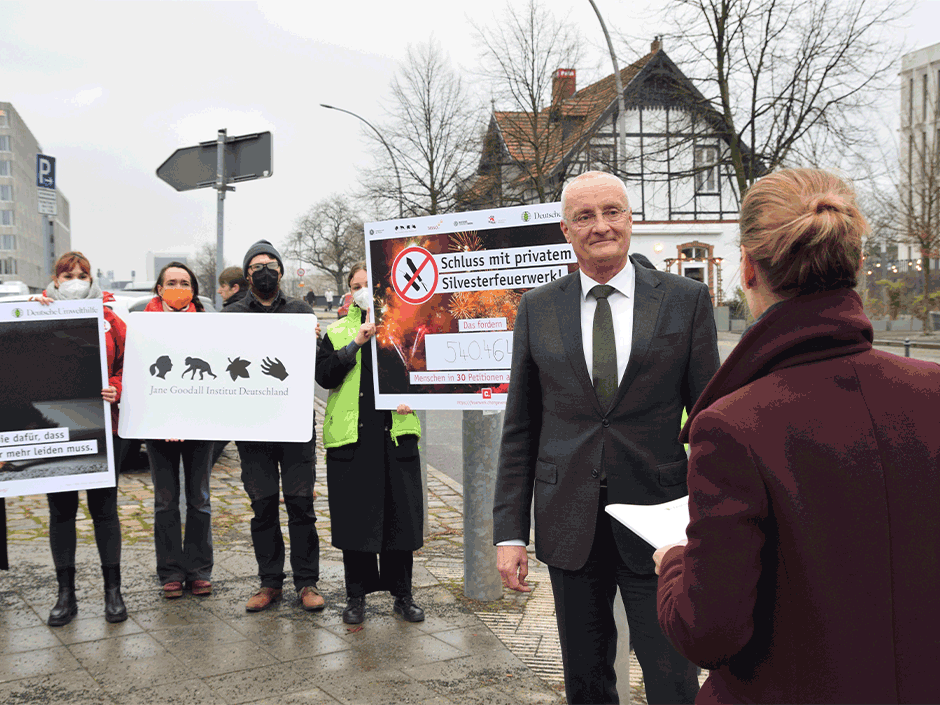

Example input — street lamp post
[588,0,628,180]
[320,104,404,218]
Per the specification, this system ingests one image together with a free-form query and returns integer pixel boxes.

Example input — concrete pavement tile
[403,653,532,696]
[50,612,146,645]
[0,667,112,704]
[0,644,82,684]
[165,638,282,678]
[0,623,65,654]
[430,625,513,653]
[103,677,228,705]
[244,686,343,704]
[314,668,438,704]
[146,619,247,648]
[311,621,468,672]
[130,600,222,630]
[68,633,195,695]
[201,658,332,704]
[0,606,45,630]
[228,619,349,661]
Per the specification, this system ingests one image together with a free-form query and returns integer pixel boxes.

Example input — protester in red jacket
[654,169,940,704]
[31,251,128,626]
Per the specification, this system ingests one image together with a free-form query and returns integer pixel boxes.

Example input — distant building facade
[898,42,940,273]
[0,102,71,292]
[459,40,756,305]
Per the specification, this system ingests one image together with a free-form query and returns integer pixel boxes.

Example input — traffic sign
[37,188,57,216]
[297,268,305,277]
[156,131,273,192]
[36,154,55,189]
[391,246,438,305]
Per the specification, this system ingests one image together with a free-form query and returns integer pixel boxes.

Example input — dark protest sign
[364,203,574,410]
[0,301,114,499]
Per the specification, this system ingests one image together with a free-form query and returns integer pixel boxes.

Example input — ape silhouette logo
[182,357,216,380]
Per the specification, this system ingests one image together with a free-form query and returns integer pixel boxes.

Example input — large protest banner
[119,313,317,442]
[0,300,115,498]
[364,203,574,410]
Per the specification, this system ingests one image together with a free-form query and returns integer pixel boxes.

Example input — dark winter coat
[315,331,423,552]
[658,289,940,704]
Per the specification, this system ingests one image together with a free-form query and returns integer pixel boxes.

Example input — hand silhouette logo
[261,357,288,381]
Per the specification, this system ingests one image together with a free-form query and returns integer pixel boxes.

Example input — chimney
[552,68,577,104]
[651,36,663,53]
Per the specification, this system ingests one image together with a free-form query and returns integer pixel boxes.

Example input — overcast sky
[3,0,938,283]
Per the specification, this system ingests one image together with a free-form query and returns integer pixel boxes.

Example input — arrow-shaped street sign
[156,131,273,192]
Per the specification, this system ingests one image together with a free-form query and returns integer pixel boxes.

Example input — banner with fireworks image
[365,202,574,410]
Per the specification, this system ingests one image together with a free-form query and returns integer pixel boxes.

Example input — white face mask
[353,287,372,311]
[57,279,91,299]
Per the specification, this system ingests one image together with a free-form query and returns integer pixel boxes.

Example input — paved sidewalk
[0,402,573,704]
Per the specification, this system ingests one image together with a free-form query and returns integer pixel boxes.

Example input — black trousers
[342,549,413,598]
[236,439,319,591]
[548,489,699,705]
[46,435,128,569]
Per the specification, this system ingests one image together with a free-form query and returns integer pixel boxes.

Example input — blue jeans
[146,440,214,584]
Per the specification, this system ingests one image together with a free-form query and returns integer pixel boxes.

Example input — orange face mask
[161,288,193,310]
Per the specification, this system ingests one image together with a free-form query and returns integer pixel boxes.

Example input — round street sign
[297,268,305,277]
[391,246,438,305]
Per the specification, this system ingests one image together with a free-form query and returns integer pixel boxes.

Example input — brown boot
[245,587,282,612]
[299,585,325,612]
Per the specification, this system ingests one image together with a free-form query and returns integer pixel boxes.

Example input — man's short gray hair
[560,171,630,221]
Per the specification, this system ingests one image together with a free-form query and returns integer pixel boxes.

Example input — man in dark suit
[494,171,719,704]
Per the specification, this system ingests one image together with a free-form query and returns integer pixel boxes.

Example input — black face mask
[251,268,279,297]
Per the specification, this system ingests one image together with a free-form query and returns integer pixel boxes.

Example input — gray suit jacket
[493,256,720,573]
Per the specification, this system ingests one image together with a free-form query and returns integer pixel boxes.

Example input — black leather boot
[342,596,366,624]
[102,564,127,623]
[48,567,78,627]
[393,595,425,622]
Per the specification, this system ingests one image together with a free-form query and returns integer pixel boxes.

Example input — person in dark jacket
[29,251,129,625]
[217,266,249,308]
[222,239,325,614]
[315,261,425,625]
[654,168,940,704]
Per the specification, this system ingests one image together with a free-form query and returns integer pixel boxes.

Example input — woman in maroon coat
[654,168,940,704]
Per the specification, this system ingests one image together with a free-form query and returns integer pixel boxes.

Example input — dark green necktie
[590,284,617,410]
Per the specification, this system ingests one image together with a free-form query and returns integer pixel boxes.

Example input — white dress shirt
[498,259,637,547]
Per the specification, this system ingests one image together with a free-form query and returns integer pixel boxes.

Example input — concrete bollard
[905,338,911,357]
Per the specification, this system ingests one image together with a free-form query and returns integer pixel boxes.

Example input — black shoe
[102,565,127,624]
[342,596,365,625]
[48,567,78,627]
[393,596,425,622]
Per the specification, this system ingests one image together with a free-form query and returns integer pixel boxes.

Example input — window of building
[0,234,14,250]
[0,257,15,275]
[694,146,718,193]
[924,74,929,122]
[0,185,11,201]
[0,210,13,226]
[0,109,7,127]
[0,135,9,152]
[909,78,914,124]
[0,160,10,176]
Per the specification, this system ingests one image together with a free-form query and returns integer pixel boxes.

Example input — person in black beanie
[221,240,325,613]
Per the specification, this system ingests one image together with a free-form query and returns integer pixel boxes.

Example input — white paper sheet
[605,497,691,549]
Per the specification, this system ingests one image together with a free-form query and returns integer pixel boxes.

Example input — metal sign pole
[215,129,227,310]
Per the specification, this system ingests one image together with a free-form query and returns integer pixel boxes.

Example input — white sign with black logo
[118,313,317,442]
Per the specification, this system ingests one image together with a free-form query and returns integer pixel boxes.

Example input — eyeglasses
[570,207,629,229]
[248,262,280,273]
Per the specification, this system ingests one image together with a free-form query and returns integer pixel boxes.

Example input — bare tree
[471,0,587,203]
[282,195,365,294]
[191,242,220,299]
[661,0,906,197]
[362,39,481,217]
